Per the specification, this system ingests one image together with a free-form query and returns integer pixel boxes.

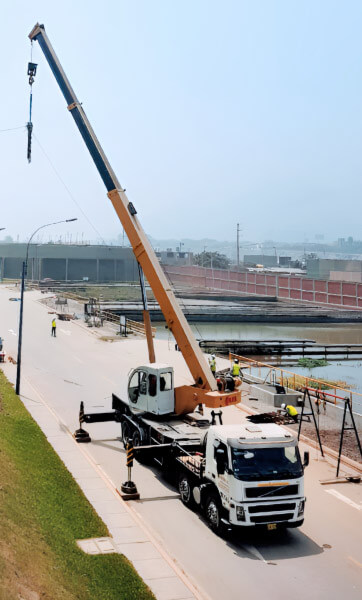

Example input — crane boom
[29,23,217,392]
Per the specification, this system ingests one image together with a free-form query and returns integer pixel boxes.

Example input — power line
[33,133,107,245]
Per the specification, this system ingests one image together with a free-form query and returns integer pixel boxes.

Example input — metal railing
[229,352,361,409]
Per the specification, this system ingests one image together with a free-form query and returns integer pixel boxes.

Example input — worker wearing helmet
[231,358,240,377]
[209,354,216,377]
[281,403,298,422]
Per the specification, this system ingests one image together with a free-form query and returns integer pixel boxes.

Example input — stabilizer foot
[74,427,91,443]
[118,480,140,500]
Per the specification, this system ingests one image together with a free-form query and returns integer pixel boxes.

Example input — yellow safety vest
[232,363,240,376]
[286,405,298,417]
[52,319,56,327]
[210,359,216,372]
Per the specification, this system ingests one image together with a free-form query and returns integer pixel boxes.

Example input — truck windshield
[231,446,303,481]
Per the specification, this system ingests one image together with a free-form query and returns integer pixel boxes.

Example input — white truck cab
[204,423,307,529]
[128,364,174,415]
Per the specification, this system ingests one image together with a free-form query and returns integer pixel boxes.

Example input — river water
[154,321,362,412]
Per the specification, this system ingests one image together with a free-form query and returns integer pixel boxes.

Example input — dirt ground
[300,422,361,463]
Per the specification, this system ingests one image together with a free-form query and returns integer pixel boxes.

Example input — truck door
[128,369,148,405]
[213,440,230,505]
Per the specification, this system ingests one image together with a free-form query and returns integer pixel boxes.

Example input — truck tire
[121,421,132,449]
[133,430,150,464]
[205,493,225,536]
[178,474,196,510]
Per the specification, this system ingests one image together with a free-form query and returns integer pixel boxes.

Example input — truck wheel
[121,421,132,449]
[205,493,224,536]
[178,474,196,509]
[133,430,150,464]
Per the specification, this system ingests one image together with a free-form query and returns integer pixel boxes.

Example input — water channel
[155,321,362,412]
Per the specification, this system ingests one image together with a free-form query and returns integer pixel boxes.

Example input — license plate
[267,523,277,531]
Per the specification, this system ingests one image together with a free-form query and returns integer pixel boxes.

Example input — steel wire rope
[0,126,27,133]
[33,133,107,245]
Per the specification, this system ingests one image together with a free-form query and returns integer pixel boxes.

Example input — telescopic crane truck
[28,22,241,416]
[29,24,308,534]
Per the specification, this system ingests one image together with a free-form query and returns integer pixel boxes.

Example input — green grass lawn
[0,370,154,600]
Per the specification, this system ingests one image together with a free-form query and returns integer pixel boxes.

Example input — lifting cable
[27,42,37,163]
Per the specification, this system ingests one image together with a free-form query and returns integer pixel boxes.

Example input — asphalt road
[1,286,361,600]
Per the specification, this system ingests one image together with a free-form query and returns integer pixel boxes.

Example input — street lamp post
[15,218,77,395]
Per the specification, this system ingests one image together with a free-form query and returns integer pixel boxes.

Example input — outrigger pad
[119,481,140,501]
[74,427,91,443]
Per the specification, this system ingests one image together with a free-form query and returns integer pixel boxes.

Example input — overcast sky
[1,1,362,246]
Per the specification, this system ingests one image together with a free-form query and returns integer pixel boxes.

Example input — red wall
[163,265,361,310]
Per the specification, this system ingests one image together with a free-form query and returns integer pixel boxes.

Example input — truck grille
[248,503,295,514]
[245,485,298,499]
[250,513,294,524]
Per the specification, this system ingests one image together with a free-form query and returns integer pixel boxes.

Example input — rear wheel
[178,474,196,509]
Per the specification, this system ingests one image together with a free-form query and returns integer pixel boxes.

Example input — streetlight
[15,218,77,395]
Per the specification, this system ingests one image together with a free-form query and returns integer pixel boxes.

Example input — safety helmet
[234,358,239,363]
[211,354,215,359]
[281,403,286,409]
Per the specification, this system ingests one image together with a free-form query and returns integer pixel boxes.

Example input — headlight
[236,506,245,521]
[297,500,305,516]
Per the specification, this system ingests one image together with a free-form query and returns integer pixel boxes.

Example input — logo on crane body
[225,395,238,405]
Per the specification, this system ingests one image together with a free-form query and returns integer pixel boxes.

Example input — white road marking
[73,355,84,364]
[242,543,268,563]
[348,556,362,569]
[60,329,71,335]
[325,489,362,510]
[8,329,16,336]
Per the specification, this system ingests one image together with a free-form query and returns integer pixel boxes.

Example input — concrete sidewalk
[2,361,200,600]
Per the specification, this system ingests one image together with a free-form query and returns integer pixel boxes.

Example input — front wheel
[178,474,196,509]
[205,493,225,536]
[121,420,132,449]
[133,430,150,464]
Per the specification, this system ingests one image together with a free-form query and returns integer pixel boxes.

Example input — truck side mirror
[216,449,226,475]
[303,451,309,468]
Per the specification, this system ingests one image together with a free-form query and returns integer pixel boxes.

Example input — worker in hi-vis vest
[281,403,298,422]
[209,354,216,378]
[231,358,241,377]
[51,318,56,337]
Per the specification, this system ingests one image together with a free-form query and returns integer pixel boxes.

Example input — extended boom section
[29,24,218,394]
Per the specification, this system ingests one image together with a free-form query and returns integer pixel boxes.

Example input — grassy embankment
[0,370,154,600]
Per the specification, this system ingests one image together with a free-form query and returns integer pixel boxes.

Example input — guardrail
[100,309,156,337]
[229,352,360,409]
[41,289,156,337]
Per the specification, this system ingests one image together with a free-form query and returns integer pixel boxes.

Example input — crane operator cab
[128,364,174,415]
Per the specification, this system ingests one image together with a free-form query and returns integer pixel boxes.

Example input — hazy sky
[1,1,362,246]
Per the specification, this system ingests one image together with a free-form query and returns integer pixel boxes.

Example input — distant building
[278,256,292,267]
[0,243,138,282]
[307,258,362,282]
[243,254,278,267]
[156,249,193,266]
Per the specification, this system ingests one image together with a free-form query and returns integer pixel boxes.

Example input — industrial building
[0,243,138,282]
[307,258,362,282]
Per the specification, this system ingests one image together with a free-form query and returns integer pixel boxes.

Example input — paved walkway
[2,365,199,600]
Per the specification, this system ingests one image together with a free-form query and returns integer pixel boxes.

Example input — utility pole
[236,223,240,269]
